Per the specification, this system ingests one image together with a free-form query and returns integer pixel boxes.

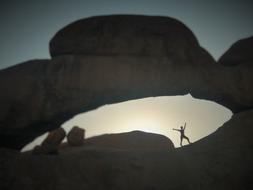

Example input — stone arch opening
[22,94,232,151]
[1,15,251,151]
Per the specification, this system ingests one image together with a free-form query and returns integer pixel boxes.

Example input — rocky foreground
[1,110,253,190]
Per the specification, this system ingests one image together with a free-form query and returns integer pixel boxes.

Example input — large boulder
[218,36,253,66]
[67,126,85,146]
[0,15,253,150]
[41,127,66,146]
[218,36,253,113]
[32,127,66,154]
[63,130,174,151]
[49,15,199,58]
[32,144,58,155]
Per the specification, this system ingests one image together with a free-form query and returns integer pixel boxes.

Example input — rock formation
[0,15,252,149]
[32,127,65,154]
[32,144,58,155]
[218,36,253,66]
[218,36,253,116]
[1,110,252,190]
[67,126,85,146]
[41,127,66,146]
[49,15,199,57]
[0,14,252,190]
[62,130,174,151]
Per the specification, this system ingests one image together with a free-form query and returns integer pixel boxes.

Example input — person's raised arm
[184,122,186,130]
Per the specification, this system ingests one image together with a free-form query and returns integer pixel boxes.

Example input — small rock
[32,128,66,155]
[67,126,85,146]
[42,128,66,146]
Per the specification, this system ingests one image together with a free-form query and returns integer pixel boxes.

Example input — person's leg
[184,136,191,144]
[180,137,183,146]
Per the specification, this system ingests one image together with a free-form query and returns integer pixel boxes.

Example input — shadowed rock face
[32,127,66,155]
[0,15,252,149]
[67,126,85,146]
[41,127,66,147]
[61,130,174,152]
[219,36,253,66]
[49,15,199,57]
[1,110,253,190]
[217,36,253,114]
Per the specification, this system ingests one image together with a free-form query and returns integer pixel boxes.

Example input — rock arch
[0,15,252,149]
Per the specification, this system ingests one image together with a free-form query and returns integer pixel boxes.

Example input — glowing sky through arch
[22,94,232,151]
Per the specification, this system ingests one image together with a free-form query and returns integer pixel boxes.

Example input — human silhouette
[173,122,191,146]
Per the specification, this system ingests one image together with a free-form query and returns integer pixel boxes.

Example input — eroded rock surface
[49,15,199,58]
[62,130,174,152]
[1,110,253,190]
[0,15,252,149]
[219,36,253,66]
[32,127,65,154]
[67,126,85,146]
[41,127,66,146]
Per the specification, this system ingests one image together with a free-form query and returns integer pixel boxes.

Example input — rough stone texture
[67,126,85,146]
[41,127,66,146]
[32,127,65,154]
[32,144,58,155]
[218,36,253,66]
[1,110,253,190]
[218,36,253,115]
[0,15,253,150]
[63,130,174,152]
[49,15,199,58]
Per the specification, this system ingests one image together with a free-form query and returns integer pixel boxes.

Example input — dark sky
[0,0,253,69]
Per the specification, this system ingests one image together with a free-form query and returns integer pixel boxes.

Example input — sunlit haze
[22,94,232,151]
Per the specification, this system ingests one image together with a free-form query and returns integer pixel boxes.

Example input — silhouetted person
[173,122,191,146]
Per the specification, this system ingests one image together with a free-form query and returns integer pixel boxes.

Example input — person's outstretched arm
[184,122,186,130]
[173,128,180,131]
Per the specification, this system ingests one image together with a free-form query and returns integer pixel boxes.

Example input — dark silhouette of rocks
[61,130,174,152]
[67,126,85,146]
[0,14,252,190]
[42,127,66,146]
[218,36,253,66]
[49,15,199,57]
[32,144,58,155]
[32,127,65,155]
[218,36,253,115]
[1,110,253,190]
[0,15,253,149]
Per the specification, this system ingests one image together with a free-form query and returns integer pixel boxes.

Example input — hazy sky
[0,1,251,150]
[1,0,253,69]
